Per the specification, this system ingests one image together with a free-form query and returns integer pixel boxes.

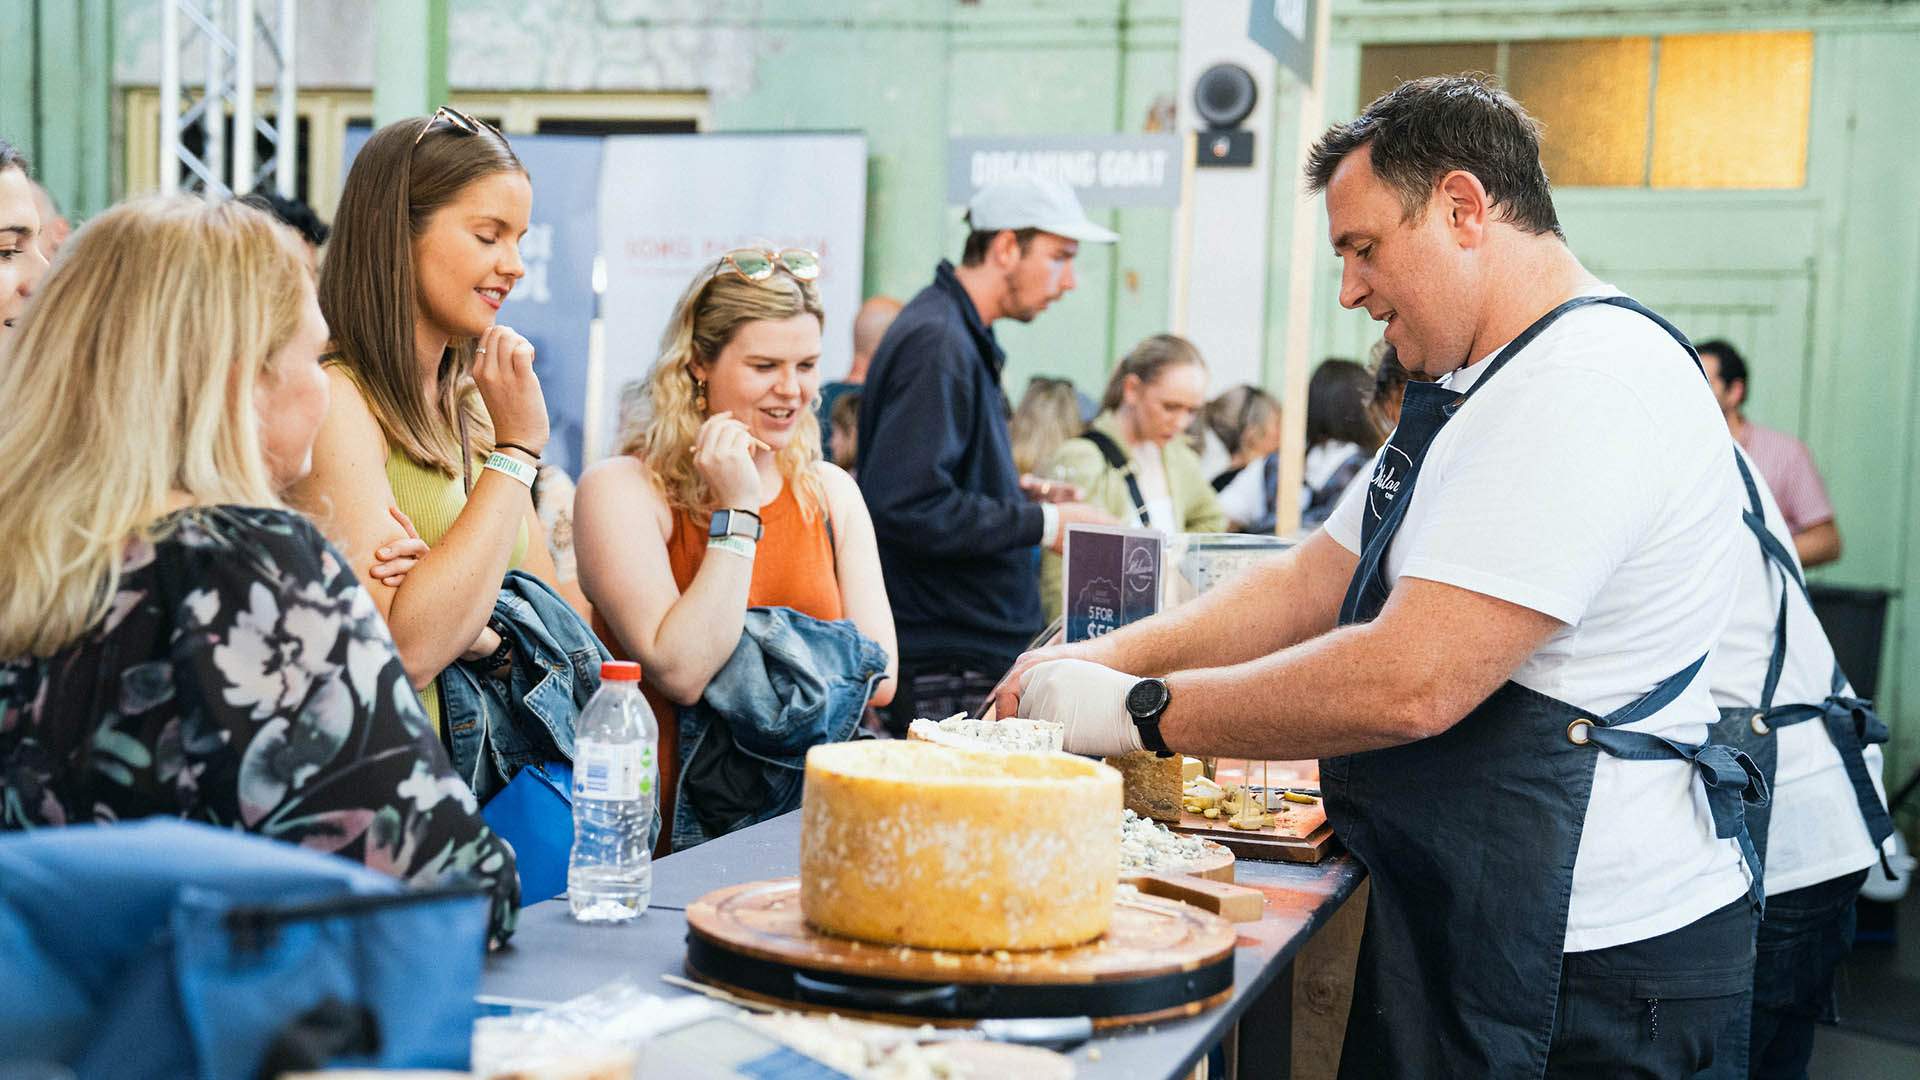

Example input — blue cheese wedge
[906,715,1066,754]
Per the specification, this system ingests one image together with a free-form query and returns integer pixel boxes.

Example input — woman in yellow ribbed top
[288,111,564,728]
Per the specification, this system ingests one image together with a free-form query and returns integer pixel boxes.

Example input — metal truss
[158,0,298,198]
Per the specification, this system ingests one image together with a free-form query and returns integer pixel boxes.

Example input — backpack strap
[1078,429,1149,526]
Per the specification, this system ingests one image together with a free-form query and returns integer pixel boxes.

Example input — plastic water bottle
[568,660,657,923]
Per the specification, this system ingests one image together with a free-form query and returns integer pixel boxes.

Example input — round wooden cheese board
[684,877,1235,1029]
[1117,836,1236,888]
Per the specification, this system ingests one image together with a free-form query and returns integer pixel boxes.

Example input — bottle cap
[600,660,643,682]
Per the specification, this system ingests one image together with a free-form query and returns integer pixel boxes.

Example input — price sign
[1063,524,1163,643]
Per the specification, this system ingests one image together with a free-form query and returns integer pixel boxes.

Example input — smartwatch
[709,508,764,542]
[1125,677,1175,757]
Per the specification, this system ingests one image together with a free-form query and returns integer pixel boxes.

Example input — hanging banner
[594,133,868,460]
[340,127,602,478]
[494,134,602,478]
[948,135,1183,208]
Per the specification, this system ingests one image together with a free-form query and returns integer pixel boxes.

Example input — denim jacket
[441,570,609,804]
[671,607,888,851]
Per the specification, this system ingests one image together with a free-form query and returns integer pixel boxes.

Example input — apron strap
[1726,449,1892,852]
[1582,725,1770,907]
[1588,295,1709,379]
[1577,651,1768,907]
[1820,694,1896,850]
[1598,652,1709,728]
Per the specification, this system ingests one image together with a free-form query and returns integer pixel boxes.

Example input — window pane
[1651,31,1812,189]
[1507,38,1652,188]
[1357,43,1499,108]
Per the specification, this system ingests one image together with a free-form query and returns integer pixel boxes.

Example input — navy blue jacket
[856,261,1046,667]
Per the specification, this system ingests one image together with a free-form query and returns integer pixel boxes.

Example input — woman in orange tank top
[574,249,897,849]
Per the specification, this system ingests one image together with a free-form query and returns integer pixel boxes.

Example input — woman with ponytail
[1037,333,1226,621]
[574,251,896,849]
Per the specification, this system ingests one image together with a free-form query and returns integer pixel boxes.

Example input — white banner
[592,133,868,462]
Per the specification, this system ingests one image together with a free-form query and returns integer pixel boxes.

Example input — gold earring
[694,379,708,413]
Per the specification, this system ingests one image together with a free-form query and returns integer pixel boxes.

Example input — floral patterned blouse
[0,506,519,944]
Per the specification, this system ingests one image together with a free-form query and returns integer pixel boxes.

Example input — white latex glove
[1019,659,1144,758]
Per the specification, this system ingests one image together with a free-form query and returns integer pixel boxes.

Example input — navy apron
[1325,295,1769,1079]
[1707,453,1896,875]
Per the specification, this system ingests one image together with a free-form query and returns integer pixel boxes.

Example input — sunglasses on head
[412,105,506,148]
[718,247,821,285]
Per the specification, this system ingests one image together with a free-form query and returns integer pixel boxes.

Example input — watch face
[1127,678,1170,719]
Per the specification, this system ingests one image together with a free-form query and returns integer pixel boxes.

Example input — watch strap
[1127,678,1175,757]
[709,508,765,542]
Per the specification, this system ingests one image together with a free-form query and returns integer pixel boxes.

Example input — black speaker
[1193,63,1257,131]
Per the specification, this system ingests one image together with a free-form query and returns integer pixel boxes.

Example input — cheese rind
[1105,751,1185,823]
[800,741,1121,951]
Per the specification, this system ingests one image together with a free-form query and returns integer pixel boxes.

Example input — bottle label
[577,741,649,802]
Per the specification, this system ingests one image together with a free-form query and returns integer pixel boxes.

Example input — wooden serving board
[1117,837,1235,887]
[1168,801,1337,864]
[684,878,1236,1029]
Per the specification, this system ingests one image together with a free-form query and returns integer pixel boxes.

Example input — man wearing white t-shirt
[1704,446,1894,1078]
[993,76,1764,1077]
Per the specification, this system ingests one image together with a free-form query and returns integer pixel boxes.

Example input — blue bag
[481,759,575,905]
[0,819,489,1080]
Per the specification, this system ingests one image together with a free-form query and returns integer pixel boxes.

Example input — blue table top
[481,810,1365,1079]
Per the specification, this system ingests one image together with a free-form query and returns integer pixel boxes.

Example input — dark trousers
[1545,897,1755,1078]
[880,653,1012,736]
[1746,868,1869,1080]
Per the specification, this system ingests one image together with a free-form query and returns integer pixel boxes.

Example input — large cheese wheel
[800,741,1122,951]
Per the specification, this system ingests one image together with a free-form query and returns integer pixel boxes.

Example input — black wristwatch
[709,508,764,542]
[1125,677,1175,757]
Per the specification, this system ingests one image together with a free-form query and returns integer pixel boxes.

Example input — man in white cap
[858,175,1118,733]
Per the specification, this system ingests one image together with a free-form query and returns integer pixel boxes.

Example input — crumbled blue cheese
[909,715,1065,753]
[1118,809,1215,874]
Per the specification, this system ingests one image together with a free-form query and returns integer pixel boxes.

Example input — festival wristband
[707,534,757,560]
[482,451,537,489]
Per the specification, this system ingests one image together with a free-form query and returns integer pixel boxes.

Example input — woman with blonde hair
[1009,376,1085,477]
[574,248,896,850]
[1038,334,1227,620]
[0,196,518,942]
[1202,385,1282,492]
[290,109,570,732]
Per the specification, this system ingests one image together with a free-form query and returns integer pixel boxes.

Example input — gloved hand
[1019,659,1144,758]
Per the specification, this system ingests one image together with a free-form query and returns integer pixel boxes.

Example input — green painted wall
[0,0,115,218]
[710,0,1184,399]
[373,0,450,127]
